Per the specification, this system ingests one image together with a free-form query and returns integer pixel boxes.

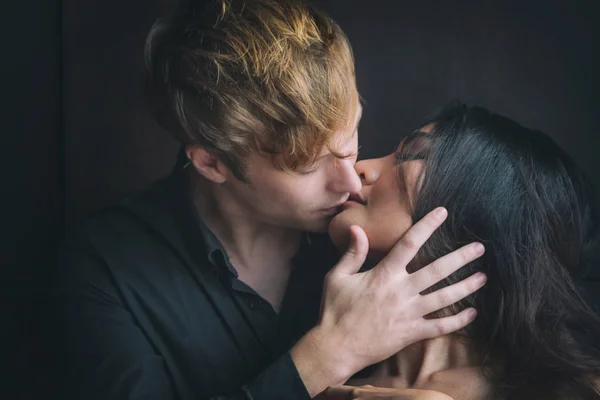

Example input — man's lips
[341,200,362,209]
[322,194,366,214]
[320,202,345,215]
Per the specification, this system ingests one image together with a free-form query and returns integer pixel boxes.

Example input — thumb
[332,225,368,276]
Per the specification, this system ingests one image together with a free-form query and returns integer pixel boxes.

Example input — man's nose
[329,158,362,194]
[354,159,380,186]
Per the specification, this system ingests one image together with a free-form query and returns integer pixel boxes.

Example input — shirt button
[249,301,256,309]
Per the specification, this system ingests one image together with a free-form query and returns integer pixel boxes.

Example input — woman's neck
[382,334,480,387]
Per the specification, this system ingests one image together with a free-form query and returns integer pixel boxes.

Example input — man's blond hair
[145,0,360,178]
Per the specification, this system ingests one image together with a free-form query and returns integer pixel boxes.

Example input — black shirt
[52,160,340,400]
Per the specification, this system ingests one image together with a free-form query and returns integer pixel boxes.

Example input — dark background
[4,0,600,398]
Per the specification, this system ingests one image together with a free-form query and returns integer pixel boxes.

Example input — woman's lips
[342,200,363,209]
[347,192,366,205]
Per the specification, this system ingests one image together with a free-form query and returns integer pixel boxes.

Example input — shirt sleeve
[50,239,312,400]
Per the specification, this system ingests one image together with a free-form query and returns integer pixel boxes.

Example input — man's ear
[185,145,230,184]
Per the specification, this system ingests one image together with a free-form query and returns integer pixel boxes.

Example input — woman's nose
[354,158,381,185]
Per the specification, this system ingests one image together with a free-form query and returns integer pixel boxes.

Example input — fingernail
[473,243,485,255]
[469,308,478,319]
[475,272,487,283]
[434,207,447,220]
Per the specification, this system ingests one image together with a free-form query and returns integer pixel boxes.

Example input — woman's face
[328,145,425,261]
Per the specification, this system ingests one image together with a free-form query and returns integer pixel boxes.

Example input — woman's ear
[185,145,230,184]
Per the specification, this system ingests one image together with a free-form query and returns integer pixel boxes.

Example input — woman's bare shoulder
[316,385,454,400]
[412,389,455,400]
[421,367,490,400]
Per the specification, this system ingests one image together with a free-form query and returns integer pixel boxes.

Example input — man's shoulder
[63,175,191,270]
[57,175,210,297]
[71,178,171,244]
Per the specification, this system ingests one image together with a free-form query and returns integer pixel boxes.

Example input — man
[52,1,486,399]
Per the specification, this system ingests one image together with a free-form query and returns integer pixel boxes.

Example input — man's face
[225,108,363,232]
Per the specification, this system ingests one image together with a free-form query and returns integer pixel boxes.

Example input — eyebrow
[328,142,360,161]
[394,152,425,162]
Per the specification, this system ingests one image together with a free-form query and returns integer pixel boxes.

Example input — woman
[325,102,600,399]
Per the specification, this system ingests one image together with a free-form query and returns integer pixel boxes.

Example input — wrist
[290,326,356,396]
[310,325,358,380]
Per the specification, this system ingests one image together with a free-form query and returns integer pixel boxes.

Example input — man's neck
[190,173,302,310]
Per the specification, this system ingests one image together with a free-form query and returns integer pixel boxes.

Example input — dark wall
[2,0,62,398]
[63,0,179,226]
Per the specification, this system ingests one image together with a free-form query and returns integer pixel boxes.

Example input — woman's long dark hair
[398,102,600,399]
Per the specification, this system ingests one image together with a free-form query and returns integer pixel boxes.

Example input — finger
[346,377,407,389]
[377,207,448,274]
[419,307,478,339]
[419,272,487,315]
[331,225,369,276]
[410,242,485,293]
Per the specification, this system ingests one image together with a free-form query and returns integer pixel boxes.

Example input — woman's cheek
[365,214,413,255]
[365,229,397,255]
[328,209,364,252]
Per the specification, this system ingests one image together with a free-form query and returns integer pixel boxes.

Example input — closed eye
[395,131,430,164]
[394,152,426,164]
